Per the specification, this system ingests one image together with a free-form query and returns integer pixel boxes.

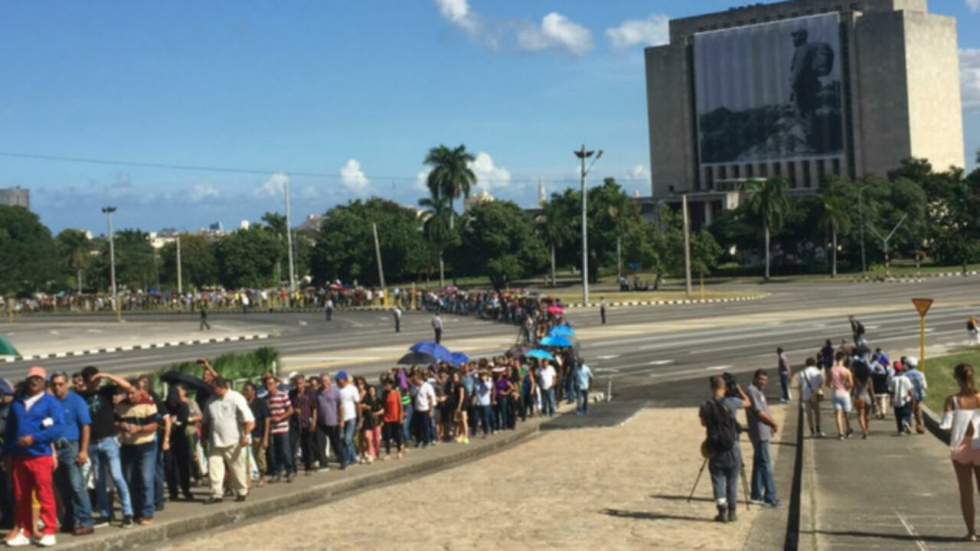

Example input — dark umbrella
[397,352,438,366]
[159,371,212,397]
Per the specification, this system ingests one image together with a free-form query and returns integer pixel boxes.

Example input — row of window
[700,157,844,190]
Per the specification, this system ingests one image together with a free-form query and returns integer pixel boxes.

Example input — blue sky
[1,0,978,234]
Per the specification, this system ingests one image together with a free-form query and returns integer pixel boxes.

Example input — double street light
[574,145,603,306]
[100,206,121,321]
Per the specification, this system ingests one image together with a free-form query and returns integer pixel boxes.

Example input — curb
[58,421,542,551]
[566,294,768,309]
[0,334,270,364]
[852,270,979,284]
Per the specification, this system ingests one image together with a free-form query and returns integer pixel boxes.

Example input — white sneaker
[4,532,31,547]
[36,534,56,548]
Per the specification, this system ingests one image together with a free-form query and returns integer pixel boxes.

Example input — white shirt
[889,374,914,408]
[800,366,825,402]
[539,366,556,390]
[339,385,360,422]
[207,390,255,448]
[414,382,437,412]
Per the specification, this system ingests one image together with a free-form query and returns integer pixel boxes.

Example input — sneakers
[121,516,134,528]
[4,531,31,547]
[93,516,111,528]
[36,534,56,548]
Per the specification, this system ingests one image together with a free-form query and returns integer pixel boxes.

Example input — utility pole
[574,145,603,306]
[372,223,387,298]
[858,185,867,277]
[176,234,183,296]
[868,213,908,276]
[101,206,121,322]
[284,177,296,294]
[682,195,693,297]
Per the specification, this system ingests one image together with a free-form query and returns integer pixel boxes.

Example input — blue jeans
[779,372,791,401]
[543,388,556,417]
[120,443,156,520]
[268,433,293,477]
[750,439,778,504]
[413,411,433,446]
[403,404,414,444]
[55,441,93,529]
[341,420,358,466]
[91,437,133,519]
[576,389,590,414]
[153,436,165,510]
[709,453,739,509]
[477,405,493,436]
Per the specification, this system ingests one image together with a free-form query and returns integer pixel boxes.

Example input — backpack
[811,42,834,77]
[703,399,737,456]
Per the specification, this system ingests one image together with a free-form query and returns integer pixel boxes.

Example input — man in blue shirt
[51,372,95,536]
[573,361,593,415]
[3,366,64,548]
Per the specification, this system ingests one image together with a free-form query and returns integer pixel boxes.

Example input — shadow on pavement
[601,508,715,523]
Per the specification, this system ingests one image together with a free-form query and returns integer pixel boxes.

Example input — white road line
[648,360,674,365]
[894,510,929,551]
[705,365,732,371]
[597,355,620,360]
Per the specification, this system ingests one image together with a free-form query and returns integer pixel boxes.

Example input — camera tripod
[687,456,751,510]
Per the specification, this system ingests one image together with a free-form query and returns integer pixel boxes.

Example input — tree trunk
[439,252,445,288]
[764,224,771,281]
[831,223,838,278]
[550,244,556,287]
[77,268,83,294]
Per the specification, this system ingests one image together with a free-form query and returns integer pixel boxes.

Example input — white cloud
[606,14,670,50]
[627,165,649,180]
[257,172,289,197]
[299,185,319,200]
[968,0,980,13]
[435,0,478,33]
[469,152,511,191]
[188,183,221,203]
[961,49,980,111]
[340,159,370,193]
[416,170,431,193]
[518,12,593,56]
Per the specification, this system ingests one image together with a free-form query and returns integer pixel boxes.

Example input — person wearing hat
[889,361,915,435]
[3,366,64,548]
[905,357,928,434]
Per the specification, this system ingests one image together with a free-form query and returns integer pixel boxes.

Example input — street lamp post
[101,206,120,321]
[284,178,297,295]
[574,145,602,306]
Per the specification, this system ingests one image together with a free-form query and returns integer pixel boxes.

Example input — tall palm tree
[536,198,568,287]
[818,181,852,278]
[419,192,455,287]
[57,229,92,293]
[424,144,476,229]
[746,177,790,281]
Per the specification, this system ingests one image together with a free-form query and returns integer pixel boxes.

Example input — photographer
[699,374,751,522]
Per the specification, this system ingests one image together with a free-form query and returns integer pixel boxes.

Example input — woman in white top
[940,363,980,542]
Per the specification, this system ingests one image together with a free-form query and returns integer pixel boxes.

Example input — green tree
[105,229,157,291]
[423,144,476,228]
[746,177,790,280]
[160,234,218,290]
[457,201,546,290]
[818,178,853,278]
[215,227,282,289]
[0,206,58,296]
[419,190,457,286]
[260,212,289,284]
[536,196,573,286]
[56,229,93,292]
[690,230,722,283]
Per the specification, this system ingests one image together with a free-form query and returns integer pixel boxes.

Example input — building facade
[645,0,964,228]
[0,186,30,210]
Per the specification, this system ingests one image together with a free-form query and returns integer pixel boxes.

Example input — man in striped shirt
[263,376,294,483]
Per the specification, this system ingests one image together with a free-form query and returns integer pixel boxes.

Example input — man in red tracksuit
[3,366,64,548]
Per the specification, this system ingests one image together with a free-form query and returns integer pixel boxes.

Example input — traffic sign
[912,298,933,317]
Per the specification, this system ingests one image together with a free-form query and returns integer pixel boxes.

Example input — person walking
[969,317,980,346]
[747,370,780,508]
[889,362,915,435]
[905,357,928,434]
[699,375,749,522]
[599,297,608,325]
[573,361,593,416]
[3,367,64,548]
[851,356,874,439]
[777,347,791,403]
[324,297,334,322]
[50,372,95,536]
[938,363,980,542]
[871,351,891,419]
[829,352,854,440]
[799,358,825,437]
[432,313,443,344]
[199,304,210,331]
[204,378,254,504]
[263,375,294,482]
[392,306,402,333]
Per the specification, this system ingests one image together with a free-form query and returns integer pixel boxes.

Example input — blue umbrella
[410,341,453,363]
[549,325,576,338]
[540,335,573,348]
[450,352,470,368]
[527,349,555,361]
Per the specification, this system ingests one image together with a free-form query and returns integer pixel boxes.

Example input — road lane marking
[705,365,732,371]
[597,355,620,360]
[648,360,673,365]
[894,511,928,551]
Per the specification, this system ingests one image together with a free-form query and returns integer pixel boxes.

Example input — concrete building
[645,0,964,228]
[0,186,30,209]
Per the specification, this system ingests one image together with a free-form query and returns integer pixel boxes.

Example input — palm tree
[424,144,476,229]
[818,181,852,278]
[419,192,455,287]
[746,177,790,281]
[536,197,568,287]
[56,229,92,293]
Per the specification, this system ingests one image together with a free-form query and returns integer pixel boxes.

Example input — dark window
[788,162,797,188]
[832,158,841,177]
[759,164,769,177]
[706,166,714,190]
[733,165,741,179]
[817,159,826,185]
[746,164,754,178]
[773,163,782,177]
[802,160,812,188]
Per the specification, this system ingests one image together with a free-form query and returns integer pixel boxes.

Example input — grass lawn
[923,349,980,412]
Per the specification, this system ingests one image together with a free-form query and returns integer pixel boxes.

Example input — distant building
[147,232,177,250]
[0,187,30,209]
[297,213,324,234]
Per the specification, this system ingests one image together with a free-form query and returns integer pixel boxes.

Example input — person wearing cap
[3,366,64,548]
[904,357,928,434]
[889,361,915,435]
[50,372,95,536]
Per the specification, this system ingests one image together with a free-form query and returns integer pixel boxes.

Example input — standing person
[699,375,749,523]
[289,376,316,475]
[776,348,791,403]
[889,362,915,435]
[263,376,294,483]
[819,340,835,370]
[451,372,469,444]
[851,356,874,439]
[204,378,254,504]
[573,361,593,416]
[381,378,404,459]
[3,367,63,548]
[411,374,436,447]
[115,380,159,526]
[432,313,443,344]
[199,304,210,331]
[474,371,494,438]
[799,358,825,438]
[849,315,867,352]
[392,307,402,333]
[829,352,854,440]
[538,361,557,417]
[50,372,95,536]
[78,368,134,528]
[599,297,608,325]
[360,385,383,463]
[314,375,340,470]
[242,382,270,486]
[0,381,16,532]
[871,352,891,420]
[337,372,360,469]
[746,370,780,508]
[324,297,334,322]
[938,363,980,542]
[163,385,197,502]
[904,357,928,434]
[969,317,980,345]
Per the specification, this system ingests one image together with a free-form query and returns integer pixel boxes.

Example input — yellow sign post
[912,298,934,371]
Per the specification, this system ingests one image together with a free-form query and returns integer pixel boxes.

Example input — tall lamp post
[574,145,603,306]
[101,206,120,321]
